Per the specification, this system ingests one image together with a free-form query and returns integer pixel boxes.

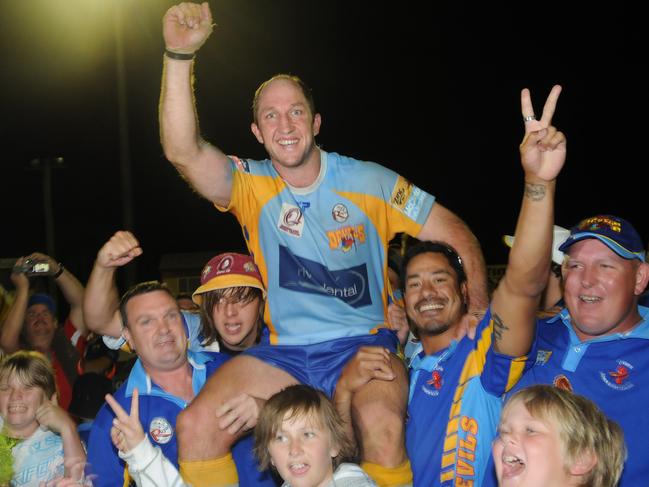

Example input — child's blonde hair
[0,350,56,401]
[503,385,626,487]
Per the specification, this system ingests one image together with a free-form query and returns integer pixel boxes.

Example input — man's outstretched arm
[160,2,233,207]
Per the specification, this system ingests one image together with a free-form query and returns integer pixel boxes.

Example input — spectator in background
[175,293,198,312]
[504,224,570,314]
[0,253,87,410]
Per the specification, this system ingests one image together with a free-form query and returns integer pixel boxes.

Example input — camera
[13,258,52,276]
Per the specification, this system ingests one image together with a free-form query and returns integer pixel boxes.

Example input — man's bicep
[176,142,234,207]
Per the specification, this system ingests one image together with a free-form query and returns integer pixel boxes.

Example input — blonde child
[493,385,625,487]
[0,351,85,486]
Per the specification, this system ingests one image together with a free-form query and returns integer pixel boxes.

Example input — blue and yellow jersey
[496,306,649,487]
[86,351,275,487]
[406,307,529,487]
[219,150,435,345]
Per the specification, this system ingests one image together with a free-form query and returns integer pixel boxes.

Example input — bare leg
[350,353,408,466]
[177,354,299,460]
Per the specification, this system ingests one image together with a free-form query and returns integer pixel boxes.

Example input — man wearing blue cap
[0,252,87,410]
[491,215,649,486]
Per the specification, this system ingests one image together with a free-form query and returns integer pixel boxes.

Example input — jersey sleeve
[473,307,531,396]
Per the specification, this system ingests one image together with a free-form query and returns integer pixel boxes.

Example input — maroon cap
[192,253,265,304]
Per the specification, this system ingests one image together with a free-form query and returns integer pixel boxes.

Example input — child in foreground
[0,351,86,486]
[255,384,376,487]
[492,384,625,487]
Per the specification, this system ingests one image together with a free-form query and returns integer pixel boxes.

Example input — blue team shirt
[406,307,529,486]
[493,305,649,487]
[219,150,435,345]
[86,351,275,487]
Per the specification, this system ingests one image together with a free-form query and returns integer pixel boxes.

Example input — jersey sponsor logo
[390,176,413,211]
[278,245,371,308]
[331,203,349,223]
[229,155,250,173]
[600,360,635,391]
[327,224,366,252]
[535,350,553,366]
[277,203,305,238]
[149,417,174,444]
[404,186,426,221]
[553,374,573,391]
[390,176,426,221]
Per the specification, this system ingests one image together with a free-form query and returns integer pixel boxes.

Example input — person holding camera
[0,252,88,410]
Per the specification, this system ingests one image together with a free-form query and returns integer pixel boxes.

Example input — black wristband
[53,263,64,279]
[164,49,195,61]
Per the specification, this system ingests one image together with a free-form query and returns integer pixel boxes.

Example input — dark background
[1,1,647,291]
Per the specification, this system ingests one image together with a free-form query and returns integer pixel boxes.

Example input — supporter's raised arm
[28,252,87,335]
[491,85,565,356]
[160,2,233,207]
[0,264,30,353]
[83,231,142,337]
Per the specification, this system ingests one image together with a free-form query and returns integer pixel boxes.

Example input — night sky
[2,1,647,290]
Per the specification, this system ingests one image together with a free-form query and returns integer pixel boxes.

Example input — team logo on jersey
[553,375,573,391]
[427,370,443,390]
[327,225,366,252]
[535,350,553,366]
[278,203,305,238]
[331,203,349,223]
[149,417,173,444]
[600,360,634,391]
[229,155,250,173]
[422,366,445,397]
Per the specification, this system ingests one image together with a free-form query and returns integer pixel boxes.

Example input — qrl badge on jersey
[149,417,174,444]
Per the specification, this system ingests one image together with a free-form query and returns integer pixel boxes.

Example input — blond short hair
[0,350,56,400]
[503,385,626,487]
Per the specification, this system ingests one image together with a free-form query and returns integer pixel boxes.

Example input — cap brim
[192,275,266,304]
[558,232,645,261]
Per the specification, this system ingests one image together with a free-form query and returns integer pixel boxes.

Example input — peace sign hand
[520,85,566,182]
[105,388,145,453]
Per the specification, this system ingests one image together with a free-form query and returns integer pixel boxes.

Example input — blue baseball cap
[558,215,646,262]
[27,293,57,314]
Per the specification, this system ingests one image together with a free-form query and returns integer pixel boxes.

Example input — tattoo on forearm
[524,182,546,201]
[493,313,509,342]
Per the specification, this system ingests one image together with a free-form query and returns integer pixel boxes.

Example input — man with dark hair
[84,233,275,487]
[401,85,565,485]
